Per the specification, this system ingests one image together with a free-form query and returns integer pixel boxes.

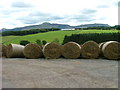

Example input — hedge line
[63,33,120,44]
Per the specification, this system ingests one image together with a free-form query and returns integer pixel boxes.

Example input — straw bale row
[1,41,119,60]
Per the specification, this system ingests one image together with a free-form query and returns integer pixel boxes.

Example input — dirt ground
[2,58,118,88]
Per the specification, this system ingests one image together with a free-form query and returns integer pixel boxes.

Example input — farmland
[1,30,119,45]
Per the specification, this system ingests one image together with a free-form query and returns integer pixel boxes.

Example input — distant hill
[75,23,110,28]
[1,22,110,32]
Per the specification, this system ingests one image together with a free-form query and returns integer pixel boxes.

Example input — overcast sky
[0,0,119,29]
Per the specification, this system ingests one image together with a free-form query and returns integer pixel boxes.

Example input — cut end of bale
[99,42,105,50]
[43,42,61,59]
[6,44,11,58]
[62,42,81,59]
[0,44,2,57]
[81,41,100,59]
[102,41,120,60]
[99,42,106,57]
[23,43,43,59]
[2,45,7,57]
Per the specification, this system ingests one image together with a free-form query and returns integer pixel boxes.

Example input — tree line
[20,38,60,46]
[76,25,120,30]
[63,33,120,44]
[2,28,60,36]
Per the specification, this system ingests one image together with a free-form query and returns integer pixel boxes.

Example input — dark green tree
[62,33,120,44]
[36,39,42,45]
[20,40,30,46]
[115,25,120,30]
[42,40,47,45]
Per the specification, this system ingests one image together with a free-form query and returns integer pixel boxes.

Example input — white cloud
[0,0,119,29]
[11,1,33,8]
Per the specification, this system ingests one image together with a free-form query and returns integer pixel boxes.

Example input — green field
[1,30,119,45]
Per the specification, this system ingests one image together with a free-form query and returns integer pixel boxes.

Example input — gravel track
[2,58,118,88]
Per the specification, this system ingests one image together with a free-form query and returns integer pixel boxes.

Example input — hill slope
[76,23,110,28]
[2,30,118,45]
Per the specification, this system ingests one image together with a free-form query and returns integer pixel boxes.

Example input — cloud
[0,8,26,15]
[0,0,119,29]
[99,17,107,20]
[17,16,47,24]
[97,5,109,8]
[17,11,65,24]
[19,18,41,24]
[52,16,64,20]
[11,1,33,8]
[66,9,97,22]
[69,14,95,22]
[17,8,97,25]
[81,9,97,14]
[29,11,50,17]
[29,11,64,20]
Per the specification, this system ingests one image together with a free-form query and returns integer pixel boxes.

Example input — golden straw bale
[102,41,120,60]
[0,44,2,57]
[23,43,43,59]
[62,42,81,59]
[81,41,100,59]
[2,45,7,57]
[43,42,61,59]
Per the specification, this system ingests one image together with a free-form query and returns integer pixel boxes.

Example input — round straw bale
[6,44,25,58]
[41,45,44,49]
[102,41,120,60]
[2,45,7,57]
[0,52,1,57]
[43,42,61,59]
[0,44,2,57]
[0,44,2,51]
[62,42,81,59]
[81,41,100,59]
[23,43,43,59]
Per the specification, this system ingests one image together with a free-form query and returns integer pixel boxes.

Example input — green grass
[1,30,119,45]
